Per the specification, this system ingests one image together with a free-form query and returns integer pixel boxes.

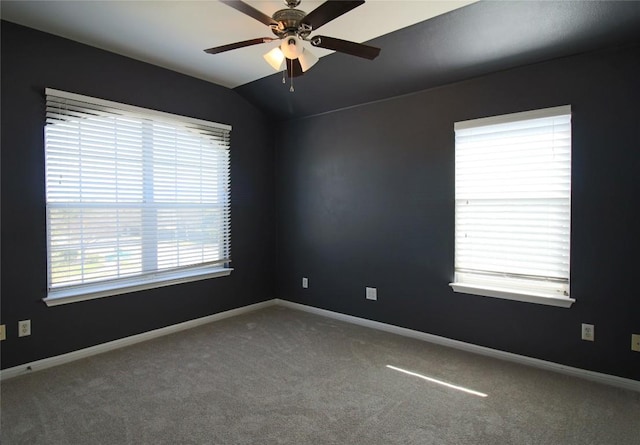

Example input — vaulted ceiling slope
[236,1,640,120]
[0,1,474,89]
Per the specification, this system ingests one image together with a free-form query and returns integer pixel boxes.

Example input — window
[44,88,231,306]
[450,105,573,308]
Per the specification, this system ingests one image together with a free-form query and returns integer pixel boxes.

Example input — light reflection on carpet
[386,364,488,397]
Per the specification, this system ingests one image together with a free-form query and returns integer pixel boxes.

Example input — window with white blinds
[450,105,573,308]
[44,88,231,305]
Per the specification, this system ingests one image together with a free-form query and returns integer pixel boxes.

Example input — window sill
[449,282,575,308]
[43,267,233,307]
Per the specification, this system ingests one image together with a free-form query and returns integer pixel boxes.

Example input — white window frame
[449,105,574,308]
[43,88,232,306]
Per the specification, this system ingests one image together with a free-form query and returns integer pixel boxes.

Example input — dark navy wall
[275,44,640,380]
[1,22,275,369]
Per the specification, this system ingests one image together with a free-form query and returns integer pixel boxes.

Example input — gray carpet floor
[1,305,639,444]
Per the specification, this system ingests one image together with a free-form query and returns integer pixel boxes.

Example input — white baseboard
[0,299,278,381]
[275,299,640,393]
[3,297,638,393]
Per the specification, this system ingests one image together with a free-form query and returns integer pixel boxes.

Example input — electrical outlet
[302,277,308,289]
[632,334,640,352]
[581,323,594,341]
[18,320,31,337]
[366,287,377,301]
[0,324,6,341]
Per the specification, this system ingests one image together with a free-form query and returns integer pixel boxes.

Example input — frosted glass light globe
[281,37,301,59]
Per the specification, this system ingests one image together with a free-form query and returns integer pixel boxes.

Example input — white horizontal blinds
[454,106,571,297]
[45,88,231,291]
[151,120,230,272]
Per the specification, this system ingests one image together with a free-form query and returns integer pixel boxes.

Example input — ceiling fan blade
[302,0,364,31]
[286,58,304,78]
[311,36,380,60]
[220,0,277,26]
[204,38,274,55]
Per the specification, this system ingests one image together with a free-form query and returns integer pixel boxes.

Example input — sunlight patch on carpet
[386,365,488,398]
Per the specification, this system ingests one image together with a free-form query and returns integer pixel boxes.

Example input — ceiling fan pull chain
[289,58,295,92]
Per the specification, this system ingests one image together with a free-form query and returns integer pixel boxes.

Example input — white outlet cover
[302,277,308,289]
[18,319,31,337]
[366,287,377,301]
[581,323,594,341]
[632,334,640,352]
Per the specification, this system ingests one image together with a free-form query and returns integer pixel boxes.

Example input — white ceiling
[1,0,474,89]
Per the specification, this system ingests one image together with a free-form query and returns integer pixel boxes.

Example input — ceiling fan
[204,0,381,88]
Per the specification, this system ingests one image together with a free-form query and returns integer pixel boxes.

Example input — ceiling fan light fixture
[298,47,319,72]
[281,36,302,59]
[263,46,285,70]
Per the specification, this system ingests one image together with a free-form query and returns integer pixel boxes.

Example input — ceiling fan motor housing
[271,8,310,39]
